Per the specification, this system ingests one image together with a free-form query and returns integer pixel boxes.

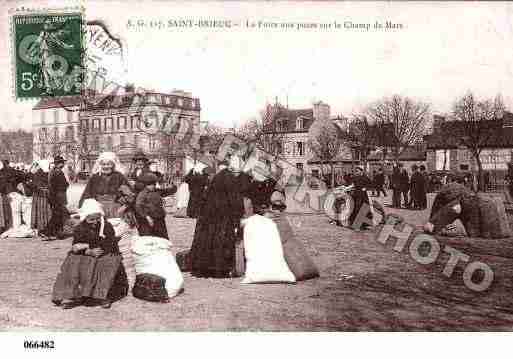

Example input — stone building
[262,101,354,184]
[424,112,513,181]
[32,89,202,176]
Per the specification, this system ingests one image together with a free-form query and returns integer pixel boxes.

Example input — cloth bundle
[108,218,139,286]
[241,214,296,284]
[131,236,184,298]
[174,183,190,217]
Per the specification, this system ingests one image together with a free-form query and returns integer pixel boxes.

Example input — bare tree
[347,115,375,170]
[366,95,430,162]
[307,119,341,187]
[234,104,287,158]
[451,92,505,191]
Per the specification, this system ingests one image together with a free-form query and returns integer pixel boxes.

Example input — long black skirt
[0,194,12,231]
[189,215,240,278]
[31,190,51,231]
[52,253,128,302]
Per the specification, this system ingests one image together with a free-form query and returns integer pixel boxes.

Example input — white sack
[132,236,184,297]
[175,182,190,209]
[0,224,36,239]
[242,215,296,284]
[108,218,138,286]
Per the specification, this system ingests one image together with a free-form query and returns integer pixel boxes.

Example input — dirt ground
[1,190,513,331]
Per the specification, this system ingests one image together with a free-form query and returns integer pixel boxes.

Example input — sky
[1,1,513,131]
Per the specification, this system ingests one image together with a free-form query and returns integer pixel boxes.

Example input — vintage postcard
[1,0,513,357]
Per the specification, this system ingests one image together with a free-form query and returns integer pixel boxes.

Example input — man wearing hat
[45,155,69,240]
[129,150,152,193]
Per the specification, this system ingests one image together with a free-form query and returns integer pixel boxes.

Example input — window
[106,136,113,150]
[132,115,140,129]
[296,117,304,130]
[460,164,469,171]
[311,169,319,178]
[297,142,304,156]
[104,118,107,132]
[111,118,115,131]
[134,134,139,147]
[94,136,100,150]
[124,117,128,129]
[39,127,47,141]
[130,116,134,129]
[117,117,120,130]
[149,135,156,150]
[120,135,126,147]
[296,163,303,170]
[67,110,73,122]
[66,126,74,141]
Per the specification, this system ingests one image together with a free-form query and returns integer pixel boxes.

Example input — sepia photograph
[1,0,513,355]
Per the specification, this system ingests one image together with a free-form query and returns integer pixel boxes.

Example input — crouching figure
[423,182,511,239]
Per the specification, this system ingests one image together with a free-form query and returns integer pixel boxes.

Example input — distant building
[0,130,33,164]
[32,89,202,176]
[424,111,513,176]
[262,101,355,183]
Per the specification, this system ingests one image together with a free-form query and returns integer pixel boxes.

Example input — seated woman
[79,152,134,223]
[52,199,128,309]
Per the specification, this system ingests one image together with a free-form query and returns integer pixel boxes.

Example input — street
[1,188,513,331]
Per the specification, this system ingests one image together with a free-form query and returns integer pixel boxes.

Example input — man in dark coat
[45,156,69,239]
[391,164,402,208]
[128,150,152,194]
[419,165,428,209]
[348,167,372,228]
[374,168,386,197]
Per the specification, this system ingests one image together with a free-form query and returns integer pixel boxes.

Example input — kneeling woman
[52,199,128,309]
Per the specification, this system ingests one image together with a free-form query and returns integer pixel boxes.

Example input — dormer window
[296,117,304,130]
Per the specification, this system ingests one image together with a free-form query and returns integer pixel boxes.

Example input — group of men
[389,163,428,210]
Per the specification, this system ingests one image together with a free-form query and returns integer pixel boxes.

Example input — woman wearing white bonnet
[52,198,128,309]
[79,152,133,220]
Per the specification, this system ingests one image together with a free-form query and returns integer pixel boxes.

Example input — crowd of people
[0,149,311,310]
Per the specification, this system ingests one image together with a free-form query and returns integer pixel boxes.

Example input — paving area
[1,189,513,331]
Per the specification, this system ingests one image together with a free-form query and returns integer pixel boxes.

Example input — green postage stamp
[10,8,84,100]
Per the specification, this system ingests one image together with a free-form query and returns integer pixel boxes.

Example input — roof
[263,105,315,133]
[367,145,427,161]
[425,111,513,149]
[33,96,82,110]
[33,91,201,112]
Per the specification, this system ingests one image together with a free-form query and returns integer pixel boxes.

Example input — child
[135,173,169,239]
[52,199,128,309]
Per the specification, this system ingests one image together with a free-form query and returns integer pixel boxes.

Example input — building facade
[32,89,202,176]
[424,112,513,183]
[263,101,354,184]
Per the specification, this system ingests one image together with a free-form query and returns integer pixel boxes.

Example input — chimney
[313,101,330,121]
[433,114,445,132]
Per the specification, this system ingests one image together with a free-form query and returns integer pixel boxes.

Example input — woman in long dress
[79,152,134,221]
[29,160,52,235]
[52,199,128,309]
[184,163,209,218]
[189,156,251,278]
[0,161,12,233]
